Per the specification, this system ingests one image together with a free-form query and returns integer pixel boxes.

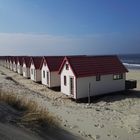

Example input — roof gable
[41,56,64,71]
[59,55,128,78]
[17,56,24,66]
[30,57,43,69]
[22,57,31,68]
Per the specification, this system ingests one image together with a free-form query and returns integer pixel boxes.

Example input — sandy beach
[0,66,140,140]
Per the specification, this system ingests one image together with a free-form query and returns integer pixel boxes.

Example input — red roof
[22,57,31,68]
[13,57,18,64]
[59,55,128,78]
[30,57,43,69]
[17,56,24,66]
[40,56,64,71]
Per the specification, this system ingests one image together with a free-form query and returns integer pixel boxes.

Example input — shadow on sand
[75,89,140,104]
[0,101,83,140]
[36,124,82,140]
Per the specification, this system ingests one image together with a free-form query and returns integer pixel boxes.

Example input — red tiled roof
[40,56,64,71]
[17,56,24,66]
[13,57,18,64]
[59,55,128,78]
[30,57,43,69]
[22,57,31,68]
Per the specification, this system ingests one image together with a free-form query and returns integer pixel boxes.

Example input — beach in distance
[0,64,140,140]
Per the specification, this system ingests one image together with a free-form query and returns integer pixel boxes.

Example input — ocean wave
[123,63,140,68]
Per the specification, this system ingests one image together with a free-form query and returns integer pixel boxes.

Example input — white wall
[17,62,23,74]
[36,69,41,82]
[30,64,41,82]
[10,61,13,70]
[41,63,60,87]
[76,74,126,99]
[23,63,30,78]
[13,61,17,72]
[41,63,50,86]
[50,71,60,87]
[60,62,76,98]
[4,60,7,67]
[5,61,8,68]
[30,64,35,81]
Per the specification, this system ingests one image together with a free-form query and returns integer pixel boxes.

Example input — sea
[119,54,140,70]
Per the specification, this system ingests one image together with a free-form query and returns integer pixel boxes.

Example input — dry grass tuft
[1,72,6,75]
[0,90,57,127]
[5,76,19,85]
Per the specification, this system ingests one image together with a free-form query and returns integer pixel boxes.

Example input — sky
[0,0,140,55]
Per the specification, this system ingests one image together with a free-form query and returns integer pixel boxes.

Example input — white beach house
[30,57,43,82]
[5,57,9,68]
[41,56,64,88]
[59,55,128,99]
[13,57,18,72]
[9,57,14,71]
[0,56,5,67]
[17,56,24,75]
[6,56,11,69]
[22,57,31,78]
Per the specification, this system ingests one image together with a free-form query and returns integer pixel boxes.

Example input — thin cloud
[0,32,139,55]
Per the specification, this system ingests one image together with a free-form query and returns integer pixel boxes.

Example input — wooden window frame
[113,74,123,80]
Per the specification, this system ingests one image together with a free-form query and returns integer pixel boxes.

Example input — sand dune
[0,66,140,140]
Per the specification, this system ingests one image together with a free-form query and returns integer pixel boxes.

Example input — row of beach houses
[0,55,129,99]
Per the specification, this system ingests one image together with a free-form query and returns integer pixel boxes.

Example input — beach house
[40,56,64,88]
[30,56,43,82]
[13,57,18,72]
[17,56,24,75]
[22,57,31,78]
[6,56,11,69]
[59,55,128,99]
[9,57,14,70]
[0,56,5,67]
[5,56,8,68]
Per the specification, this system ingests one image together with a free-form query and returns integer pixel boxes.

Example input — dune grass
[0,90,57,127]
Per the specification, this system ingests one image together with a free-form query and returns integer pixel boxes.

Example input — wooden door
[70,77,74,95]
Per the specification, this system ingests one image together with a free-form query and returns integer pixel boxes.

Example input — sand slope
[0,66,140,140]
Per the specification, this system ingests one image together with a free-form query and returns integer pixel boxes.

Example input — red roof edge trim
[117,56,129,73]
[58,57,77,78]
[58,56,67,74]
[30,57,34,68]
[39,56,45,70]
[39,57,51,71]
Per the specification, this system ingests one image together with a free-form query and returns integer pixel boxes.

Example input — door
[46,71,49,85]
[70,77,74,95]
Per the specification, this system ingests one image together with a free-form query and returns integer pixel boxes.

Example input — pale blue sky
[0,0,140,55]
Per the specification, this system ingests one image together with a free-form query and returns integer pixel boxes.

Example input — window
[113,74,123,80]
[64,76,67,86]
[96,75,101,81]
[66,64,69,70]
[31,69,33,74]
[43,70,45,78]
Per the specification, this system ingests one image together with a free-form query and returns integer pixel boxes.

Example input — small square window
[66,64,69,70]
[96,75,101,81]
